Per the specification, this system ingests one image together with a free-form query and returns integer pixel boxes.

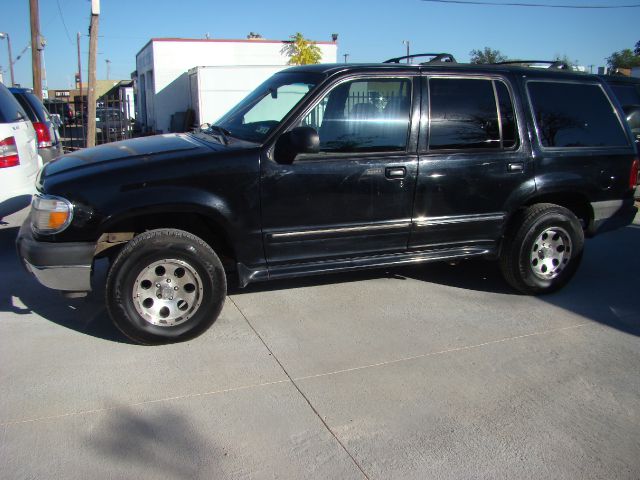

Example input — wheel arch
[96,204,237,270]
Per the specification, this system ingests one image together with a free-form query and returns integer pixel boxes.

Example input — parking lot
[1,206,639,479]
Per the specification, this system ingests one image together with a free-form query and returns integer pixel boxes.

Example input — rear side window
[12,93,38,122]
[528,81,628,148]
[0,86,27,123]
[428,77,518,151]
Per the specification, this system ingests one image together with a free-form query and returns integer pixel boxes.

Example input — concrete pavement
[1,207,639,479]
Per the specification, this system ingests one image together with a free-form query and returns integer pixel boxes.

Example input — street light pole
[343,53,350,63]
[402,40,410,63]
[0,32,15,86]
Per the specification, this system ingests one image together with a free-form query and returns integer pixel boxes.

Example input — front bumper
[16,215,96,292]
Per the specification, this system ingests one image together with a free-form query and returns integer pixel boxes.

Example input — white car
[0,83,41,219]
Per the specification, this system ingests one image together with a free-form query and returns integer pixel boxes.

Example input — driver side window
[299,78,412,153]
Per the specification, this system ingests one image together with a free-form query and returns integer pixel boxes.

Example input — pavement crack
[228,296,371,480]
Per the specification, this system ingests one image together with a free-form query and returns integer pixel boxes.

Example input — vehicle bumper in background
[16,215,95,292]
[39,144,64,164]
[589,198,638,235]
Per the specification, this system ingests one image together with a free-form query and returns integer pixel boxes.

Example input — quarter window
[299,78,412,153]
[429,78,517,151]
[528,81,628,148]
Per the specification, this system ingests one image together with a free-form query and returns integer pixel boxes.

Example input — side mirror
[274,126,320,164]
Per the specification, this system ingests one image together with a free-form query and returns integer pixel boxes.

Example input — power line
[56,0,74,44]
[421,0,640,8]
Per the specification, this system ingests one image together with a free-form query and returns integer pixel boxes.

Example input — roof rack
[493,60,572,70]
[383,53,457,64]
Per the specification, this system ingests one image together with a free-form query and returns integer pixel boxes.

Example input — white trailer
[189,65,286,126]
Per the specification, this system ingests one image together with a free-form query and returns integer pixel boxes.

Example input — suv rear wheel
[106,229,226,344]
[500,203,584,295]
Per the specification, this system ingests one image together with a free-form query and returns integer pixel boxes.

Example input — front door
[261,76,420,266]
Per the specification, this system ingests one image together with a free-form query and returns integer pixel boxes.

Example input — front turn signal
[31,195,74,235]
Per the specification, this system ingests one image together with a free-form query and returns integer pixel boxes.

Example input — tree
[607,49,640,70]
[469,47,507,64]
[634,40,640,57]
[553,54,575,67]
[281,33,322,66]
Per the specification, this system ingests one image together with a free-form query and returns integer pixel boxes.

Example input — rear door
[410,74,533,250]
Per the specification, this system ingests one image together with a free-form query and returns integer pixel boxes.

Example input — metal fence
[45,94,135,152]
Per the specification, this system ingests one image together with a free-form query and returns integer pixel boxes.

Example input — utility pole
[77,32,82,120]
[29,0,42,98]
[86,0,100,147]
[343,53,349,63]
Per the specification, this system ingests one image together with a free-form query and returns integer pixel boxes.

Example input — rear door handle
[508,162,524,173]
[385,166,406,179]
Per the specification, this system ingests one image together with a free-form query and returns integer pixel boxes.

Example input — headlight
[31,194,74,234]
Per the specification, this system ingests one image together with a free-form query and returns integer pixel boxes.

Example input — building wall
[135,39,338,133]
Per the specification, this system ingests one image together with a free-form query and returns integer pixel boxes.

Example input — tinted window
[609,83,640,107]
[429,78,500,150]
[12,93,38,121]
[23,92,50,122]
[528,82,628,148]
[0,85,27,124]
[300,78,412,152]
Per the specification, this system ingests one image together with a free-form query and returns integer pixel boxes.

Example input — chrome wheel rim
[132,259,203,327]
[529,227,572,280]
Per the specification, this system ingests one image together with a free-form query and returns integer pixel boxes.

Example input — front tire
[500,203,584,295]
[106,229,226,345]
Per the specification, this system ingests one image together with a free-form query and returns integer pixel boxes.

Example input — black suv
[17,58,638,344]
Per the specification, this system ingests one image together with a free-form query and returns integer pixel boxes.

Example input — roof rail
[493,60,573,70]
[384,53,457,64]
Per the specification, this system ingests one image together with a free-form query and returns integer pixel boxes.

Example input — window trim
[525,78,632,151]
[423,74,521,154]
[286,74,418,156]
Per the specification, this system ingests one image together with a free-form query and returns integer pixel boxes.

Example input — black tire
[500,203,584,295]
[105,229,226,345]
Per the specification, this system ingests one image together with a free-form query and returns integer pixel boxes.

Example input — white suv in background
[0,83,41,219]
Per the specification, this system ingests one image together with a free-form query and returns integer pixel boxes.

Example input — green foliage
[634,40,640,57]
[553,54,575,67]
[281,33,322,66]
[607,48,640,70]
[469,47,507,64]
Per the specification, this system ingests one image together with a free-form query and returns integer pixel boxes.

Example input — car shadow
[230,223,640,337]
[0,224,130,343]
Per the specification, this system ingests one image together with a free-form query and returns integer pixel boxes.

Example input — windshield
[215,72,321,143]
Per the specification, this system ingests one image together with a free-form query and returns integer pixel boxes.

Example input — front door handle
[385,166,406,179]
[507,162,524,173]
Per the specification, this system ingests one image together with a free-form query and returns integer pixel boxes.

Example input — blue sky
[2,0,638,89]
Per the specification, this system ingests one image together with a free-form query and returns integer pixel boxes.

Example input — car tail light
[33,122,52,148]
[0,136,20,168]
[631,158,639,190]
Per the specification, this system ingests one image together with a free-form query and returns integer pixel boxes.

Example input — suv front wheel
[106,229,226,345]
[500,203,584,295]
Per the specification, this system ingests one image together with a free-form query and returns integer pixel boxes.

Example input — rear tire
[500,203,584,295]
[106,229,226,345]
